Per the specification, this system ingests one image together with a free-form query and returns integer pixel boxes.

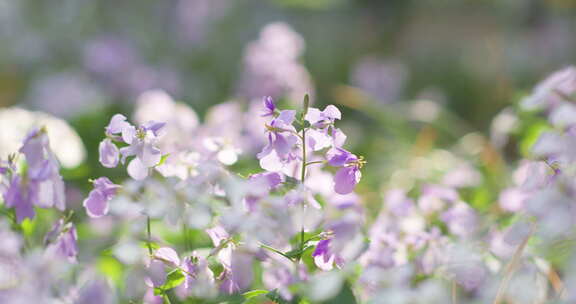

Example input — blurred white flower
[0,107,85,168]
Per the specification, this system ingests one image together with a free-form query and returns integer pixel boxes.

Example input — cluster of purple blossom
[1,66,576,303]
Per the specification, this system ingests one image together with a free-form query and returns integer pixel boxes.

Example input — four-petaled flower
[100,114,166,180]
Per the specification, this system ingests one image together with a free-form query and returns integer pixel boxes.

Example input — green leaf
[243,289,269,299]
[156,153,170,167]
[519,121,550,157]
[160,269,185,290]
[153,287,163,296]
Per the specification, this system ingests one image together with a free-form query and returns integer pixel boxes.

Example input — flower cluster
[3,67,576,303]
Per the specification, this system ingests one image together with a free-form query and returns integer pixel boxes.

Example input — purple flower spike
[99,138,119,168]
[83,177,120,218]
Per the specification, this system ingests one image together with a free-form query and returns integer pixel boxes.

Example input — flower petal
[106,114,130,135]
[127,158,148,180]
[334,167,361,195]
[99,139,119,168]
[83,189,109,218]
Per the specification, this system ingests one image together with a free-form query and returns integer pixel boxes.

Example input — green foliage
[519,120,551,158]
[162,269,186,290]
[97,256,124,286]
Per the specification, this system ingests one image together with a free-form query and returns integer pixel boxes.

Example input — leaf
[519,121,550,157]
[243,289,269,299]
[153,287,163,296]
[160,269,185,290]
[156,153,170,167]
[97,256,124,286]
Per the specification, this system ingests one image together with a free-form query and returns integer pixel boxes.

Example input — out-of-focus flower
[0,107,85,168]
[133,90,199,149]
[351,57,408,103]
[521,66,576,111]
[238,22,314,103]
[175,0,229,45]
[2,128,66,222]
[44,219,78,263]
[25,71,106,119]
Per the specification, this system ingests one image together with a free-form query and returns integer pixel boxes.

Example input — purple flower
[440,202,478,237]
[333,166,361,195]
[103,114,166,180]
[249,172,284,190]
[83,177,120,218]
[153,247,181,267]
[98,138,119,168]
[4,176,35,223]
[220,250,253,294]
[305,105,346,150]
[257,109,298,171]
[2,128,66,222]
[521,66,576,111]
[305,105,341,127]
[327,148,363,195]
[105,114,131,136]
[262,96,276,117]
[45,219,78,263]
[119,124,165,180]
[312,239,337,271]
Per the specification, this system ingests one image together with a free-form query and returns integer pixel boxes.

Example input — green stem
[260,243,294,261]
[297,94,310,270]
[305,160,324,166]
[301,128,307,183]
[162,292,172,304]
[146,216,153,255]
[298,125,307,264]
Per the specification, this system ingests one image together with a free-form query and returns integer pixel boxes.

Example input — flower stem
[301,128,307,183]
[305,160,324,166]
[492,223,535,304]
[452,280,458,304]
[297,96,309,266]
[162,292,172,304]
[260,243,294,262]
[146,216,153,255]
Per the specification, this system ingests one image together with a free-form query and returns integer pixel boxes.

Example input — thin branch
[492,224,535,304]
